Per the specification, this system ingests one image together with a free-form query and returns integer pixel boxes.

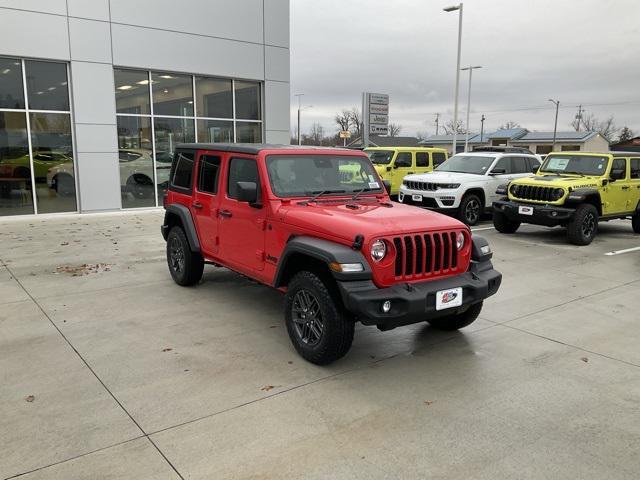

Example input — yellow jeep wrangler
[492,152,640,245]
[365,147,448,196]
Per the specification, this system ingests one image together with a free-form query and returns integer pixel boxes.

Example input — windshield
[539,155,609,176]
[266,155,383,197]
[436,155,495,175]
[366,150,394,165]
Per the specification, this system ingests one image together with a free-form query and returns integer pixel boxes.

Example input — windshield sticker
[547,158,570,170]
[368,175,375,182]
[369,182,380,189]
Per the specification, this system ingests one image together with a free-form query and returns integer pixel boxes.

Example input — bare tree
[415,130,430,142]
[348,107,362,138]
[580,113,617,142]
[499,121,521,130]
[334,110,351,132]
[442,119,467,135]
[617,126,634,143]
[308,122,325,145]
[388,123,402,137]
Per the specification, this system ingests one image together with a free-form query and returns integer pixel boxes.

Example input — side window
[512,156,528,173]
[170,151,195,190]
[612,158,627,179]
[630,159,640,179]
[416,152,429,167]
[432,152,447,167]
[197,155,221,194]
[528,156,541,171]
[492,157,512,174]
[394,152,412,167]
[227,157,259,199]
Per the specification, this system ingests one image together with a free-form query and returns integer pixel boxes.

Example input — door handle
[408,172,414,175]
[622,186,630,190]
[192,202,203,209]
[219,209,232,218]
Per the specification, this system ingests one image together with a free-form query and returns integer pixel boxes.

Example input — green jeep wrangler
[492,152,640,245]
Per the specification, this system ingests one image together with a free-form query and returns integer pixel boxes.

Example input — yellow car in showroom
[365,146,448,196]
[493,151,640,245]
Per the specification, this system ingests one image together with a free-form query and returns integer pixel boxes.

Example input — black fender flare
[273,236,372,287]
[161,204,201,253]
[565,188,602,213]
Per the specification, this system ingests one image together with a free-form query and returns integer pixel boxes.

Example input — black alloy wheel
[291,289,324,347]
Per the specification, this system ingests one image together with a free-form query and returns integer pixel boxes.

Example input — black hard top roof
[176,143,355,155]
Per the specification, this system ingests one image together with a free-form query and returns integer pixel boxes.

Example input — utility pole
[549,99,560,152]
[294,93,304,145]
[575,104,584,131]
[480,114,485,143]
[434,113,440,135]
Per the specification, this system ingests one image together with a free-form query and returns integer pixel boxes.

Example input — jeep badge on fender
[161,144,502,365]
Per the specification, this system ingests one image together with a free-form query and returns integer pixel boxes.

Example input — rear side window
[512,156,529,173]
[432,152,447,167]
[493,157,512,174]
[527,156,541,170]
[630,159,640,179]
[395,152,412,167]
[416,152,429,167]
[227,157,259,199]
[612,158,627,177]
[170,151,195,190]
[198,155,221,194]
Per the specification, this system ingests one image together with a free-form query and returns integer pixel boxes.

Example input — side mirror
[490,168,506,175]
[236,181,259,206]
[382,180,392,194]
[610,168,625,181]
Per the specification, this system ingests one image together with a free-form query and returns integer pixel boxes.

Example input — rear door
[391,151,413,193]
[415,151,431,174]
[604,158,629,215]
[217,155,267,271]
[192,151,222,256]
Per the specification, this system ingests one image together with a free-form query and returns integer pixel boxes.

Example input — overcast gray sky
[289,0,640,139]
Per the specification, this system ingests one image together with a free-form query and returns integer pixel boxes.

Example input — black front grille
[511,184,558,202]
[405,181,440,191]
[392,232,459,279]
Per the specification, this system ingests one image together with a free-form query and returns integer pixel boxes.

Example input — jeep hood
[279,200,465,242]
[404,171,485,184]
[511,174,602,189]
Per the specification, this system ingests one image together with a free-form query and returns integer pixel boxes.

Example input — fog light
[551,211,558,217]
[480,245,491,255]
[382,300,391,313]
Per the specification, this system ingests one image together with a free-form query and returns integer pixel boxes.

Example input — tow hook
[405,283,414,292]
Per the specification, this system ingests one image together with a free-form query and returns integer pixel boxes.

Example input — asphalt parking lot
[1,210,640,479]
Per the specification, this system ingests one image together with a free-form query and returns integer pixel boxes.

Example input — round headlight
[554,188,564,200]
[456,232,465,250]
[371,239,387,261]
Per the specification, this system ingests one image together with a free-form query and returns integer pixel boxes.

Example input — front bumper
[493,199,575,227]
[398,189,459,210]
[336,259,501,329]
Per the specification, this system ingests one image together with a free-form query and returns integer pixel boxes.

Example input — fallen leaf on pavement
[25,395,35,403]
[162,348,173,352]
[581,357,589,363]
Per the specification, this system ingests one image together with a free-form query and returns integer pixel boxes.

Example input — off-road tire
[493,211,520,234]
[285,271,354,365]
[458,193,482,226]
[632,213,640,234]
[427,302,483,331]
[566,204,598,245]
[166,226,204,286]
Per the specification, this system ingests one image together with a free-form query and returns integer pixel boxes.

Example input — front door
[603,158,629,215]
[218,156,266,272]
[192,152,221,256]
[391,151,414,193]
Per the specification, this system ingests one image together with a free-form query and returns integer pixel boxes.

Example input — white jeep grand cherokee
[399,149,541,225]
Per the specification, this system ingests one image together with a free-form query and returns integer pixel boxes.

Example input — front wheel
[166,226,204,286]
[285,271,354,365]
[493,211,520,233]
[458,193,482,226]
[427,302,483,331]
[566,204,598,245]
[632,213,640,234]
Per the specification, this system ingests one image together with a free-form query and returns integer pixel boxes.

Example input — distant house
[347,135,420,148]
[420,129,610,155]
[610,136,640,153]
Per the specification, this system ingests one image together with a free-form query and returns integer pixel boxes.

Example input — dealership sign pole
[362,92,389,147]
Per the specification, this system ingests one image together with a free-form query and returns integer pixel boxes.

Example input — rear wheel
[493,211,520,233]
[566,204,598,245]
[166,226,204,286]
[458,193,482,226]
[632,213,640,234]
[285,271,354,365]
[427,302,483,331]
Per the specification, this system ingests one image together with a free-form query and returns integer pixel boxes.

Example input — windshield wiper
[300,189,346,205]
[351,187,374,201]
[563,171,585,177]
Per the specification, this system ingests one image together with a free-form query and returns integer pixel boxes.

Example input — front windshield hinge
[352,234,364,250]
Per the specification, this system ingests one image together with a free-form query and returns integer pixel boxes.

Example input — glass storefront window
[29,112,75,213]
[234,81,261,120]
[114,69,150,115]
[117,116,155,208]
[195,77,232,119]
[197,119,233,143]
[154,117,195,194]
[25,61,69,111]
[236,122,262,143]
[0,112,32,215]
[0,58,25,109]
[152,73,193,117]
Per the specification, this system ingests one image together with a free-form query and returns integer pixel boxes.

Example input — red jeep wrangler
[161,144,501,364]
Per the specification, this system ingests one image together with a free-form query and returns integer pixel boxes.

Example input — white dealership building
[0,0,290,216]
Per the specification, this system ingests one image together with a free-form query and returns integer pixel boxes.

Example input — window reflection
[152,73,193,117]
[117,116,155,208]
[25,61,69,111]
[234,81,261,120]
[154,117,194,194]
[197,119,233,143]
[195,77,232,118]
[236,122,262,143]
[114,69,150,115]
[0,112,33,215]
[0,58,25,109]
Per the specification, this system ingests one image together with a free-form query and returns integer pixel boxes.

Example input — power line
[424,100,640,117]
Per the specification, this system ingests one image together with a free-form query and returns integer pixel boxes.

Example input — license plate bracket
[435,287,463,310]
[519,205,534,216]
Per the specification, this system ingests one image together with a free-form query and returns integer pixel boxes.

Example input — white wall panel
[264,0,289,47]
[265,130,290,144]
[67,0,110,21]
[264,80,289,132]
[69,18,112,63]
[0,8,69,60]
[75,124,117,153]
[111,24,264,80]
[70,62,116,124]
[76,152,122,211]
[265,46,289,82]
[0,0,66,15]
[110,0,263,45]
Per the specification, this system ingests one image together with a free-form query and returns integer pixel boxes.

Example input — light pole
[548,99,560,152]
[480,114,485,143]
[461,65,482,152]
[294,93,304,145]
[443,3,463,155]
